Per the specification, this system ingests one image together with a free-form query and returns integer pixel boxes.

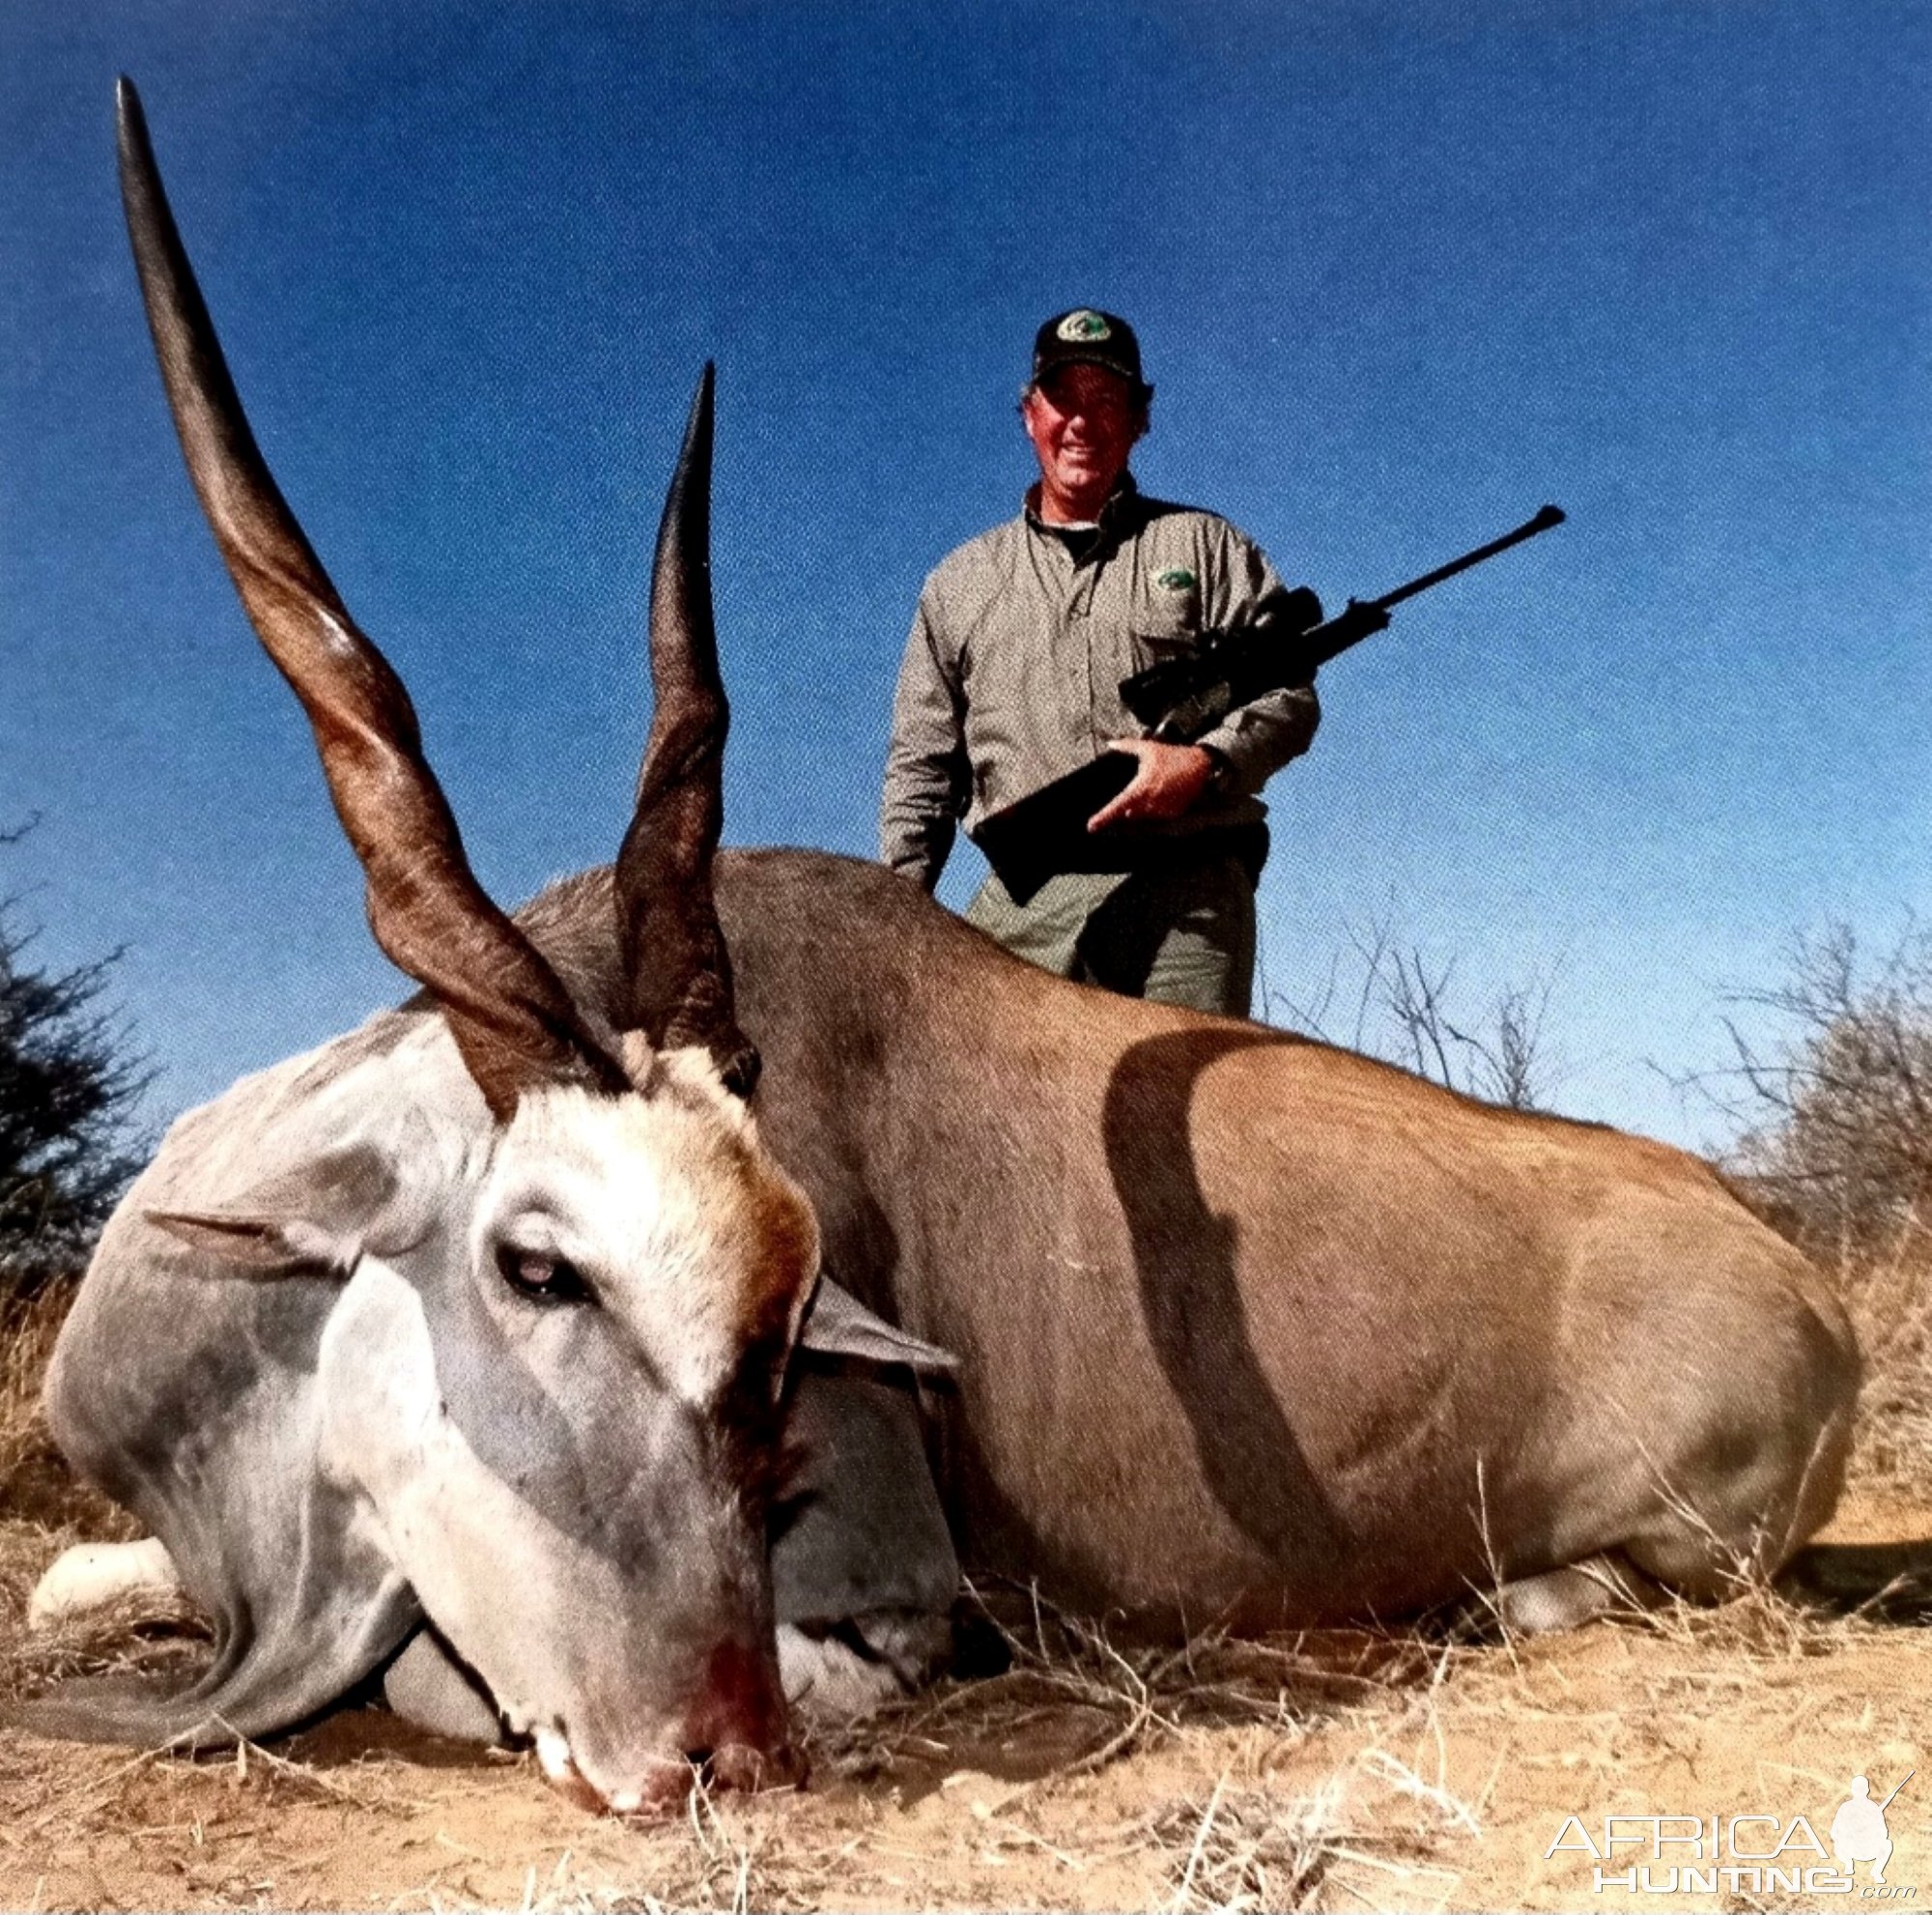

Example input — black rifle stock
[974,504,1565,904]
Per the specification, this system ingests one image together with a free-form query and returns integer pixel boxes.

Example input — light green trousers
[965,854,1257,1018]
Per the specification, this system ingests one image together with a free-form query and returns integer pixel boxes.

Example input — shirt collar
[1024,470,1141,535]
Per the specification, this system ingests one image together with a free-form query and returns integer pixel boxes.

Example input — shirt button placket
[1072,563,1099,751]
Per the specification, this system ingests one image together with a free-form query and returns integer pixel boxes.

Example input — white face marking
[472,1082,817,1406]
[534,1726,575,1783]
[315,1258,631,1742]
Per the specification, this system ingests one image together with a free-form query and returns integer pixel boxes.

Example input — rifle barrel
[1372,503,1565,614]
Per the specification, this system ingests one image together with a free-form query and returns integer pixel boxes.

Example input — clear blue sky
[3,1,1926,1151]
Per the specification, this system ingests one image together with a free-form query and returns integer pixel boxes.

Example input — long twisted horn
[613,366,760,1099]
[116,79,626,1119]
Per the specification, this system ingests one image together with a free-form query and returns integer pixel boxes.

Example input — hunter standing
[879,308,1320,1016]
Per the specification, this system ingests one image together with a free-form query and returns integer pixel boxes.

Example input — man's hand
[1086,739,1217,832]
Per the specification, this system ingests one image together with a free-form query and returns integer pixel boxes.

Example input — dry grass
[1149,1772,1456,1914]
[0,1286,129,1538]
[0,1285,161,1716]
[0,1288,71,1502]
[812,1580,1433,1789]
[1835,1212,1932,1490]
[0,1299,58,1492]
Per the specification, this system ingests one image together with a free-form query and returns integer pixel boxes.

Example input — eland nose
[703,1736,805,1794]
[682,1638,802,1792]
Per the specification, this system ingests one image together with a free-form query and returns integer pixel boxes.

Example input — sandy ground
[3,1486,1932,1913]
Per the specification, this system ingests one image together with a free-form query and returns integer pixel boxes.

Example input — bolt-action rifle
[973,504,1566,904]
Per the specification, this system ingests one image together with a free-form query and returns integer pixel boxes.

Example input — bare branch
[1264,909,1565,1113]
[1693,918,1932,1255]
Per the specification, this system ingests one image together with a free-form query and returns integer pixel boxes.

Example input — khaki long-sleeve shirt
[880,477,1321,891]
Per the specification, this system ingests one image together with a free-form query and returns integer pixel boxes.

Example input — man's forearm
[879,725,965,891]
[881,598,970,892]
[1195,681,1321,794]
[879,801,954,892]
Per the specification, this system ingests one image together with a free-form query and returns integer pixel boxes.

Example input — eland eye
[496,1244,591,1304]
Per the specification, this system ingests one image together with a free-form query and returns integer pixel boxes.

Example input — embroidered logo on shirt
[1154,567,1198,591]
[1056,310,1112,342]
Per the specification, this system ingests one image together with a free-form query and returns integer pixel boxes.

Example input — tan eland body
[509,850,1859,1631]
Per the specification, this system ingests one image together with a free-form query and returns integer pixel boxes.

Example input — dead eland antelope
[20,81,960,1815]
[29,80,1861,1804]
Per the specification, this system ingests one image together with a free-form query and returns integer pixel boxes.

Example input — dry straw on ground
[1834,1213,1932,1490]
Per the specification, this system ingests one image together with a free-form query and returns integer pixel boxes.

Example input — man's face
[1022,363,1146,519]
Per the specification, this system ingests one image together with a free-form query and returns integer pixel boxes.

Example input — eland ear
[797,1277,958,1376]
[145,1140,412,1276]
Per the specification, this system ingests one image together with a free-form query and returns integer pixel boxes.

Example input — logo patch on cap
[1057,310,1112,342]
[1154,566,1197,591]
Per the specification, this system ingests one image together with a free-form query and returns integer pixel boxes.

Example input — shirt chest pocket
[1128,572,1205,668]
